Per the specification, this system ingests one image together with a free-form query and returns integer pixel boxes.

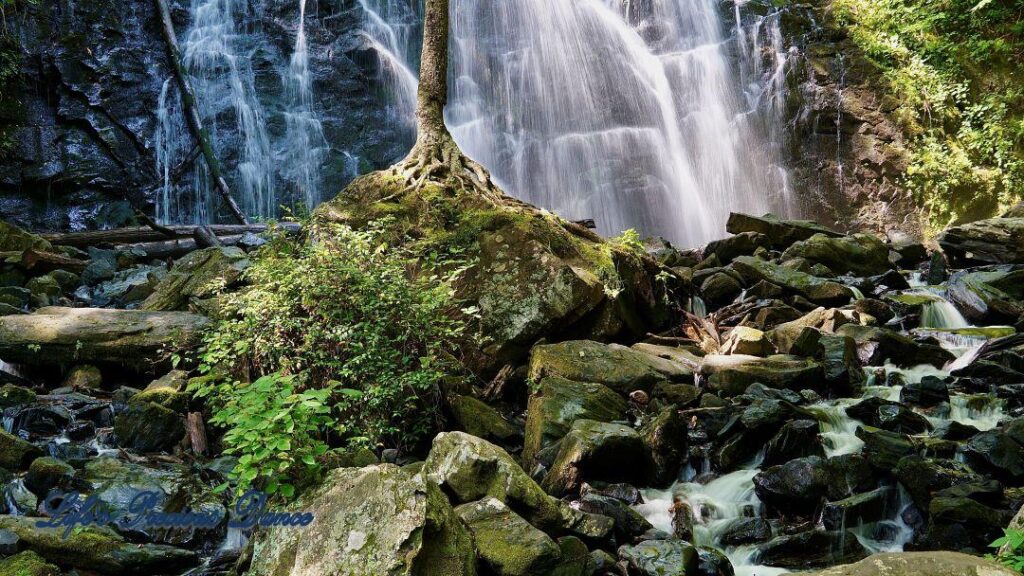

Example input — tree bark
[392,0,504,202]
[154,0,249,225]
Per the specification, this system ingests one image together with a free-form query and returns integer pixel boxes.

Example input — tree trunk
[393,0,504,202]
[154,0,249,225]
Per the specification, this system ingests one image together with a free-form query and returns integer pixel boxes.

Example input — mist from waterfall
[282,0,329,211]
[446,0,796,246]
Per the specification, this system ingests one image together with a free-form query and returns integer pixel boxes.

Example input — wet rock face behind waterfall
[2,0,416,231]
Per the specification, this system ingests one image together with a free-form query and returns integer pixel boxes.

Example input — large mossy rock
[782,233,891,276]
[528,340,691,394]
[0,221,51,253]
[0,429,43,469]
[141,246,249,311]
[800,551,1018,576]
[449,394,522,447]
[756,528,868,569]
[0,515,196,575]
[939,217,1024,265]
[455,497,561,576]
[314,173,676,375]
[835,324,953,368]
[0,307,209,370]
[113,401,185,453]
[946,266,1024,324]
[726,213,842,248]
[0,551,60,576]
[422,432,612,541]
[700,354,823,397]
[542,419,651,497]
[731,256,853,305]
[250,464,475,576]
[522,376,627,470]
[753,456,831,516]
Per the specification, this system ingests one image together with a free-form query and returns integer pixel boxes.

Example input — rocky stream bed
[1,211,1024,576]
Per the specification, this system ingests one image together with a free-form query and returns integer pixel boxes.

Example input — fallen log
[154,0,248,224]
[0,307,210,371]
[124,234,246,260]
[39,223,300,248]
[19,249,89,274]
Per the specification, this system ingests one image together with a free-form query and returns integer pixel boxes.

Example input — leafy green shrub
[989,527,1024,572]
[191,220,470,496]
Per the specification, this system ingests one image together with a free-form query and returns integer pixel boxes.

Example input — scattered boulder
[0,384,35,409]
[113,401,185,453]
[894,456,980,511]
[821,488,891,530]
[756,528,868,569]
[731,256,854,305]
[701,354,823,396]
[845,397,932,434]
[700,272,744,308]
[542,419,651,497]
[763,420,825,466]
[141,246,249,311]
[449,394,522,446]
[721,517,772,546]
[0,222,51,253]
[0,307,209,370]
[753,456,830,516]
[720,326,773,356]
[923,495,1012,551]
[856,427,917,470]
[963,427,1024,483]
[24,457,74,498]
[618,540,708,576]
[578,493,653,542]
[250,464,475,576]
[0,429,42,469]
[836,324,954,368]
[455,497,561,576]
[782,233,892,276]
[705,231,771,263]
[726,213,841,248]
[62,364,103,390]
[900,375,949,407]
[946,266,1024,324]
[522,376,626,469]
[529,340,689,394]
[0,550,60,576]
[938,217,1024,265]
[640,407,689,487]
[799,552,1018,575]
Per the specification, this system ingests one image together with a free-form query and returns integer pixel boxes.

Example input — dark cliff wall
[0,0,418,231]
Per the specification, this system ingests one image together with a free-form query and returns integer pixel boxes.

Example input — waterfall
[447,0,795,246]
[358,0,420,134]
[282,0,329,211]
[154,0,276,224]
[920,298,970,329]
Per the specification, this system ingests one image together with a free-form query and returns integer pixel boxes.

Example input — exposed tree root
[390,133,508,205]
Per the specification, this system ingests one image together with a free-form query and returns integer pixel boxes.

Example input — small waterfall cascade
[154,0,276,223]
[282,0,329,211]
[919,296,970,329]
[447,0,796,246]
[357,0,420,134]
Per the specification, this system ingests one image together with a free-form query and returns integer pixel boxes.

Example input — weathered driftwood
[0,307,209,371]
[126,234,246,260]
[154,0,248,225]
[39,223,300,248]
[187,412,208,455]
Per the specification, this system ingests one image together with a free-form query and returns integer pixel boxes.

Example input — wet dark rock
[448,394,522,447]
[24,457,74,498]
[12,406,70,437]
[0,384,36,409]
[763,419,825,467]
[823,454,877,500]
[671,499,695,541]
[946,266,1024,324]
[582,482,643,505]
[854,298,895,324]
[696,546,735,576]
[963,428,1024,483]
[726,213,841,248]
[113,401,184,453]
[900,376,949,407]
[731,256,854,306]
[928,251,948,285]
[856,427,917,470]
[455,497,561,576]
[0,430,42,470]
[821,488,892,530]
[652,382,702,408]
[720,326,773,356]
[753,456,830,516]
[820,334,866,393]
[640,407,689,488]
[579,493,653,542]
[894,456,981,511]
[523,376,627,470]
[619,539,721,576]
[836,324,954,368]
[923,495,1013,552]
[542,419,652,497]
[781,233,892,276]
[721,517,772,546]
[932,420,981,441]
[845,397,932,434]
[938,217,1024,265]
[701,354,823,397]
[756,528,868,569]
[701,273,744,308]
[706,232,772,263]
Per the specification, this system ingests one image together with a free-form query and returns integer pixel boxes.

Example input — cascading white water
[155,0,277,224]
[446,0,795,246]
[358,0,420,134]
[920,297,970,329]
[282,0,329,211]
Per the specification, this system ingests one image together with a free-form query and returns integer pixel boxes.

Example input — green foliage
[833,0,1024,229]
[191,220,470,496]
[988,527,1024,572]
[611,228,646,255]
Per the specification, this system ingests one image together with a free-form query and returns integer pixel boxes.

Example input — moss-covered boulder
[0,515,196,575]
[0,384,36,409]
[0,551,60,576]
[314,172,676,375]
[946,265,1024,324]
[800,552,1018,576]
[528,340,690,394]
[455,497,561,576]
[618,539,704,576]
[835,324,954,368]
[641,407,689,487]
[0,221,51,253]
[0,307,209,370]
[704,231,771,263]
[250,464,475,576]
[26,275,63,308]
[782,233,891,276]
[24,457,75,498]
[522,376,627,470]
[726,213,842,248]
[939,217,1024,265]
[0,429,42,469]
[701,354,823,397]
[449,394,522,446]
[756,528,867,569]
[113,401,184,453]
[422,432,612,541]
[131,370,189,411]
[541,420,651,497]
[731,256,855,306]
[141,247,249,311]
[62,364,102,390]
